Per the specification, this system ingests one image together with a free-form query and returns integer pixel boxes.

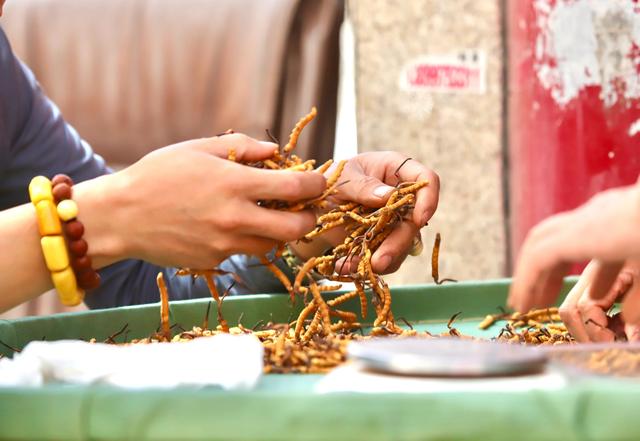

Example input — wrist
[73,173,130,267]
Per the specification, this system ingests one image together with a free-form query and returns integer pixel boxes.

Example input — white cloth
[0,333,263,389]
[316,362,567,394]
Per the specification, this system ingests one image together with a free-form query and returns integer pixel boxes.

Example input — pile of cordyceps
[97,108,582,374]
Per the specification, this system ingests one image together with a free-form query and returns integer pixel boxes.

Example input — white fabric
[316,362,567,394]
[0,334,263,389]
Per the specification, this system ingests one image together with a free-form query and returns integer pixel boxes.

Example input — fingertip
[259,141,279,149]
[506,295,522,313]
[297,209,319,236]
[415,190,439,227]
[373,185,394,199]
[371,254,393,273]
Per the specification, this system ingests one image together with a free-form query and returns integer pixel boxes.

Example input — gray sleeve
[0,28,109,207]
[0,28,291,309]
[86,253,295,308]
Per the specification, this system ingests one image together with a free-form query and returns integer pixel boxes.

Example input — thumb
[335,171,395,208]
[195,133,279,162]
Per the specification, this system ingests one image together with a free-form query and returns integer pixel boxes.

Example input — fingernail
[373,185,394,198]
[259,141,279,149]
[377,254,392,271]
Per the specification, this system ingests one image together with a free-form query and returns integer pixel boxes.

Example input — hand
[508,183,640,326]
[76,133,326,269]
[290,151,439,274]
[558,260,640,342]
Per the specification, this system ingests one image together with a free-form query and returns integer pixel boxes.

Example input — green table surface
[2,278,640,441]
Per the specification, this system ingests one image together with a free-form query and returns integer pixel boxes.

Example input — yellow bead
[35,200,62,236]
[51,267,84,306]
[40,236,69,272]
[57,199,78,221]
[28,176,53,204]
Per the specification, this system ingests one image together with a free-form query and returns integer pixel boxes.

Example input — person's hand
[508,183,640,326]
[290,151,439,274]
[558,260,640,342]
[76,133,326,269]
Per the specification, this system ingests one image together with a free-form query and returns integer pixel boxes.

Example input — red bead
[68,239,88,256]
[77,270,101,290]
[64,220,84,240]
[71,255,92,271]
[51,174,73,187]
[52,183,72,203]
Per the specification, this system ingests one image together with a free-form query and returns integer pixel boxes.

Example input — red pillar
[508,0,640,273]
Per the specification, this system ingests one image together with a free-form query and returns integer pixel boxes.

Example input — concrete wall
[349,0,507,285]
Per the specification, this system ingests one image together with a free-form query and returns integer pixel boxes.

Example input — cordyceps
[173,107,430,342]
[142,108,431,372]
[290,179,429,340]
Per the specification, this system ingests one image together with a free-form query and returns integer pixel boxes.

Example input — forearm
[0,203,52,308]
[0,174,125,312]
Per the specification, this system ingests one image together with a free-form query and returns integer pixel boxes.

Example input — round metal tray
[347,337,548,377]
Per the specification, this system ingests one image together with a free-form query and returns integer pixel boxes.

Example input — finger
[379,155,440,227]
[607,265,636,302]
[195,133,279,162]
[622,271,640,325]
[508,213,577,312]
[412,169,440,227]
[370,221,419,274]
[588,261,625,301]
[239,204,317,242]
[226,235,281,257]
[335,254,361,275]
[578,298,616,343]
[245,169,326,202]
[509,239,570,312]
[625,322,640,342]
[559,263,596,342]
[582,264,637,341]
[334,166,395,208]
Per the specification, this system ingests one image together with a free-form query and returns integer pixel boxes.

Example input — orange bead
[28,176,53,204]
[35,200,62,236]
[51,267,85,306]
[40,236,69,272]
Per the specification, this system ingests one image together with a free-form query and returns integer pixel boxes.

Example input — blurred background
[2,0,639,317]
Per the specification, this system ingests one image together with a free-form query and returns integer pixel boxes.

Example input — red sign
[400,53,486,94]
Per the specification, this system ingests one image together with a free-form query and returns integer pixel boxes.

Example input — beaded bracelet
[29,176,83,305]
[50,174,101,291]
[29,175,100,306]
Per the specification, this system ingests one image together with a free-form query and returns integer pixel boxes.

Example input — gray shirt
[0,28,290,308]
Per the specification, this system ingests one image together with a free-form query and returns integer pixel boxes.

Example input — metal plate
[348,337,548,377]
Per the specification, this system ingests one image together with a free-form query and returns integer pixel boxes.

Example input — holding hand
[290,151,439,274]
[508,182,640,329]
[77,133,326,269]
[557,260,640,342]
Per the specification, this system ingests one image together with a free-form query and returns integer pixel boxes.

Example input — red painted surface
[507,0,640,274]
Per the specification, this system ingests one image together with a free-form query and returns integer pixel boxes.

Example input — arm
[0,29,325,313]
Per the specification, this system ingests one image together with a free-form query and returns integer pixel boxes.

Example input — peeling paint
[534,0,640,107]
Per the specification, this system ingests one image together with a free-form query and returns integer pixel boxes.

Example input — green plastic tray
[3,278,640,441]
